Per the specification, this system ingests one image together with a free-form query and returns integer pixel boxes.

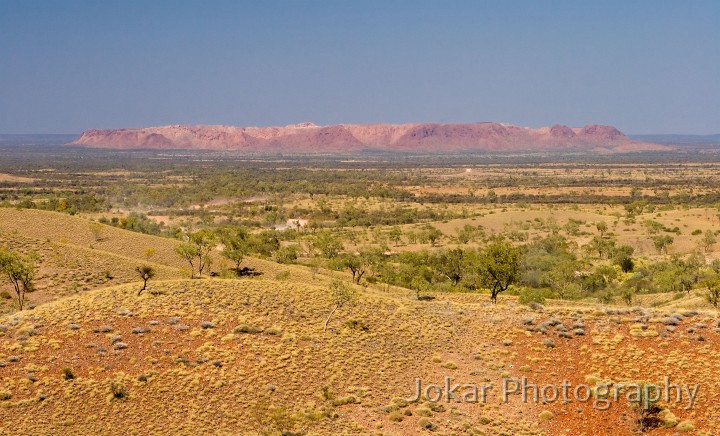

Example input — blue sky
[1,1,718,134]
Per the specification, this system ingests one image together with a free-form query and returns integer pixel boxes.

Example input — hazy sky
[1,1,718,134]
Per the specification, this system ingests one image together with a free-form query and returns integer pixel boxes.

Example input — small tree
[619,286,635,306]
[652,235,673,254]
[339,247,381,284]
[274,245,299,264]
[613,245,635,272]
[597,287,615,304]
[432,248,464,286]
[190,230,216,277]
[596,221,608,238]
[0,249,38,310]
[89,222,106,242]
[314,231,343,259]
[219,226,249,273]
[702,230,717,253]
[585,235,616,259]
[338,253,365,284]
[324,280,357,331]
[135,265,155,296]
[425,226,443,247]
[388,226,403,247]
[702,278,720,308]
[476,240,522,303]
[395,262,433,300]
[175,230,216,278]
[175,242,197,278]
[405,230,417,244]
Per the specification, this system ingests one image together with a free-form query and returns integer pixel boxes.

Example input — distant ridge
[72,122,669,154]
[630,134,720,146]
[0,134,78,146]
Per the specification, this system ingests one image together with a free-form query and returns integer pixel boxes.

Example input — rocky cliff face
[72,122,668,153]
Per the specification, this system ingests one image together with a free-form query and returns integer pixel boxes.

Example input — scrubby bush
[518,288,546,306]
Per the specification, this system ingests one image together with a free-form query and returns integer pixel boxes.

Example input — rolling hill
[0,209,718,434]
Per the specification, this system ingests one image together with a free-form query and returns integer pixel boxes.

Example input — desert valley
[2,134,720,434]
[2,1,718,434]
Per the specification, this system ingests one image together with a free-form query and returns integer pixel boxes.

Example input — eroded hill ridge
[72,122,668,153]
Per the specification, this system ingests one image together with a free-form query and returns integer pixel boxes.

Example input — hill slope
[0,209,294,309]
[72,122,669,154]
[2,278,719,434]
[2,208,719,434]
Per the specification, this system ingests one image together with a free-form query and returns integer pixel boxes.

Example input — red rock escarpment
[72,122,668,153]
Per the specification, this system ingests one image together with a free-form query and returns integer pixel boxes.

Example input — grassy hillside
[2,209,720,434]
[0,209,307,310]
[1,276,719,434]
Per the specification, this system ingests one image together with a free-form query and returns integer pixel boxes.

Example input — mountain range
[71,122,669,153]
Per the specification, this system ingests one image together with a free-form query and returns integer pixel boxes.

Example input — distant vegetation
[3,149,720,310]
[3,147,720,433]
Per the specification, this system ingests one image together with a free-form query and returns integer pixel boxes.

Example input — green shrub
[234,324,262,334]
[274,270,291,280]
[418,418,436,430]
[518,288,546,306]
[415,407,432,417]
[62,367,75,380]
[676,420,694,432]
[388,410,404,422]
[110,382,128,400]
[344,319,370,332]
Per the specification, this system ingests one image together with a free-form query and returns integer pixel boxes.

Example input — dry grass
[2,207,720,434]
[0,173,34,183]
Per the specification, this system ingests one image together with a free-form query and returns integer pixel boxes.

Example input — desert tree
[619,285,635,306]
[274,245,299,264]
[702,277,720,308]
[135,265,155,296]
[89,222,106,242]
[410,270,432,300]
[405,230,417,244]
[313,231,343,259]
[175,242,197,278]
[612,245,635,273]
[680,253,704,293]
[475,240,522,303]
[337,247,382,284]
[651,235,673,254]
[431,248,464,286]
[190,229,216,277]
[335,253,364,284]
[455,224,477,244]
[643,219,664,235]
[486,189,497,203]
[175,229,216,278]
[711,259,720,275]
[702,229,717,253]
[388,226,403,247]
[596,221,608,238]
[425,225,443,247]
[596,286,616,304]
[247,230,281,257]
[218,226,249,273]
[0,248,38,310]
[585,235,616,259]
[324,279,357,331]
